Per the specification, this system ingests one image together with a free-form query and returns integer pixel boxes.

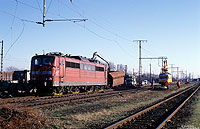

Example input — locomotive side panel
[52,56,107,86]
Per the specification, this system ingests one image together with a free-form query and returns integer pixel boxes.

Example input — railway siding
[0,82,197,128]
[105,83,200,129]
[167,87,200,129]
[188,92,200,127]
[44,83,197,128]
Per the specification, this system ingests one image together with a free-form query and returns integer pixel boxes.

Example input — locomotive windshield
[32,58,41,66]
[43,57,54,65]
[32,56,54,66]
[159,74,169,79]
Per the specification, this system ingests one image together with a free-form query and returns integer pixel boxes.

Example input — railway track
[105,83,200,129]
[0,89,114,104]
[9,88,139,109]
[1,83,195,108]
[0,82,193,105]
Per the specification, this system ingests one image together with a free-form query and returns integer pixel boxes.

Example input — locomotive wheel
[57,87,65,94]
[79,86,87,93]
[74,87,80,93]
[69,87,80,94]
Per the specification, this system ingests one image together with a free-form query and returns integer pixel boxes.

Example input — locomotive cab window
[43,57,54,65]
[32,58,41,66]
[159,74,169,79]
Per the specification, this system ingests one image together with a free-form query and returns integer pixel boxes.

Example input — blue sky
[0,0,199,78]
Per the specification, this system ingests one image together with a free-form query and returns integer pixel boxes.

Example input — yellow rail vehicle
[159,73,172,86]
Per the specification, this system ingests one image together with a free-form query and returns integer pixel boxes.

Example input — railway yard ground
[0,82,200,129]
[183,90,200,128]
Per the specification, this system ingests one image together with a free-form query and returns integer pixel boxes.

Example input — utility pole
[43,0,46,27]
[178,70,184,79]
[169,64,175,74]
[141,57,167,83]
[172,67,179,80]
[35,0,87,27]
[133,40,147,86]
[150,63,151,82]
[0,40,3,81]
[169,64,175,81]
[185,70,187,79]
[176,67,179,80]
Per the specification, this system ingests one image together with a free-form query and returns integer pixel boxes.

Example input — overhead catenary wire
[36,0,42,14]
[36,0,43,14]
[67,2,139,46]
[11,1,148,55]
[63,2,137,53]
[38,0,138,66]
[13,0,142,59]
[61,1,152,57]
[0,10,37,24]
[4,21,25,58]
[46,0,53,14]
[11,1,18,29]
[78,3,155,58]
[74,22,135,58]
[3,1,149,70]
[12,0,154,57]
[14,0,41,11]
[10,1,19,43]
[16,0,66,18]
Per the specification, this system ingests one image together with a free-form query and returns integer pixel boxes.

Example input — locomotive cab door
[59,57,65,84]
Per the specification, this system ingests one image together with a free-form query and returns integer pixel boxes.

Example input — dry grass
[73,109,113,122]
[45,83,194,128]
[0,104,47,129]
[185,91,200,128]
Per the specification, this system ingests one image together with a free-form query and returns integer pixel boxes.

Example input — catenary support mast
[43,0,46,27]
[0,40,3,80]
[133,40,147,86]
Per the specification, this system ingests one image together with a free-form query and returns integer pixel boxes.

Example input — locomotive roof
[70,56,90,62]
[70,56,104,65]
[33,52,105,65]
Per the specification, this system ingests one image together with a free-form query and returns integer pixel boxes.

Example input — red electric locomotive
[30,52,108,95]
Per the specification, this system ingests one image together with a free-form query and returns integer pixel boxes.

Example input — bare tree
[109,62,116,71]
[5,66,19,72]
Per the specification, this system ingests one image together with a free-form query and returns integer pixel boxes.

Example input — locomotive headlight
[42,71,52,74]
[46,77,52,80]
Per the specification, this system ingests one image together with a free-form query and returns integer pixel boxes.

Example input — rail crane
[158,59,172,86]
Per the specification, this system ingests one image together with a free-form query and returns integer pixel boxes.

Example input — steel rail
[156,85,200,129]
[1,82,194,104]
[22,92,122,109]
[4,87,135,104]
[16,88,139,108]
[0,89,113,104]
[105,85,196,129]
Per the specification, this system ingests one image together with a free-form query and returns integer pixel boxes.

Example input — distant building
[0,72,13,81]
